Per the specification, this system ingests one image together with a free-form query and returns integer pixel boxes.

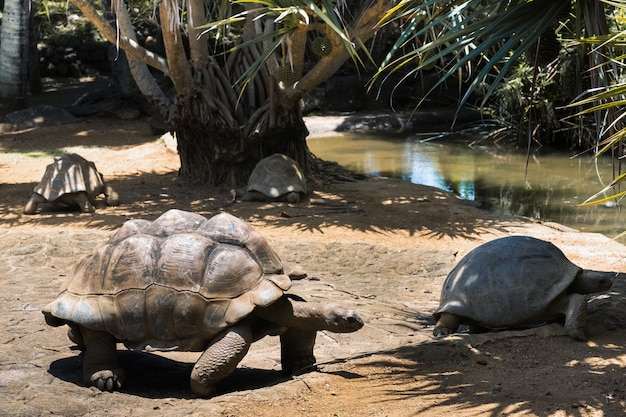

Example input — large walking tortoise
[42,209,363,396]
[434,235,620,341]
[24,153,119,214]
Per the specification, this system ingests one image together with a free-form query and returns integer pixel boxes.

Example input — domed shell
[434,236,581,328]
[34,153,105,201]
[246,153,307,200]
[42,209,291,351]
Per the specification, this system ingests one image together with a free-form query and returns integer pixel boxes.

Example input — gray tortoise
[42,209,363,396]
[243,153,307,203]
[434,236,619,341]
[24,153,119,214]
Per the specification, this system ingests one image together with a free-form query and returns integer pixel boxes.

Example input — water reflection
[307,132,625,240]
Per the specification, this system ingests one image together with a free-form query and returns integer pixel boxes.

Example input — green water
[308,132,625,241]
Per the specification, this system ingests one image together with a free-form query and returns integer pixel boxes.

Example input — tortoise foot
[433,326,455,338]
[566,328,587,341]
[282,355,317,375]
[88,369,124,392]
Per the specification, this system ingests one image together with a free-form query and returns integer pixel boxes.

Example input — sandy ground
[1,113,626,416]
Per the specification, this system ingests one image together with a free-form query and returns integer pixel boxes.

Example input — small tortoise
[43,209,363,396]
[434,236,619,341]
[243,153,307,203]
[24,153,119,214]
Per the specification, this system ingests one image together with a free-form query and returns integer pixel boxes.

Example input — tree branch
[187,0,209,69]
[113,0,171,115]
[68,0,169,75]
[281,0,394,108]
[159,0,194,95]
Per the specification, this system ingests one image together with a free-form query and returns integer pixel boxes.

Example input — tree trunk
[0,0,31,110]
[172,66,310,186]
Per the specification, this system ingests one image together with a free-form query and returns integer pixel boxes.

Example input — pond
[307,131,626,242]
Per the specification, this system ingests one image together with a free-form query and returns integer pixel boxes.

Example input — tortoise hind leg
[190,324,252,397]
[80,327,124,391]
[433,312,461,337]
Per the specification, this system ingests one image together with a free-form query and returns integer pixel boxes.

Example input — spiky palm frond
[197,0,378,90]
[376,0,570,109]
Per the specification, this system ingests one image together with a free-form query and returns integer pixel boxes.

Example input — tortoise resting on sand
[243,153,307,203]
[434,235,620,341]
[24,153,119,214]
[42,209,363,397]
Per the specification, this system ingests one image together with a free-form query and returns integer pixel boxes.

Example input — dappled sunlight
[346,335,626,416]
[0,115,162,154]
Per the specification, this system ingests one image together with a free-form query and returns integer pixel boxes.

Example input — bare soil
[2,111,626,416]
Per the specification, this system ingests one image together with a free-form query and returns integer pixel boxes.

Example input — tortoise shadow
[47,350,290,399]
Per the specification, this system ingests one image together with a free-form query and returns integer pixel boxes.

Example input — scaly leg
[190,324,252,397]
[553,293,588,341]
[280,327,317,374]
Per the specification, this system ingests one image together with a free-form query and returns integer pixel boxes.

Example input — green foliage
[197,0,377,88]
[377,0,571,110]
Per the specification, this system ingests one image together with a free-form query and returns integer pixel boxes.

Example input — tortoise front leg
[104,185,120,206]
[190,324,252,397]
[255,297,363,374]
[280,327,317,374]
[80,327,124,391]
[433,312,461,337]
[553,293,588,341]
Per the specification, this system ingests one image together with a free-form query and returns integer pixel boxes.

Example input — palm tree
[67,0,396,185]
[0,0,32,111]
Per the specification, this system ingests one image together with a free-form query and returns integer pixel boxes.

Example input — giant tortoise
[433,235,619,341]
[243,153,307,203]
[24,153,119,214]
[43,209,363,396]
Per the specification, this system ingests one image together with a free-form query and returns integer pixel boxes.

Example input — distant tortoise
[24,153,119,214]
[42,209,363,396]
[243,153,307,203]
[434,236,619,341]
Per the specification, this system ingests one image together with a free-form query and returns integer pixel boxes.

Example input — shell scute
[114,289,148,342]
[172,292,210,339]
[109,219,152,244]
[200,244,262,298]
[147,209,207,237]
[101,235,158,294]
[144,285,178,341]
[65,244,113,294]
[156,233,217,292]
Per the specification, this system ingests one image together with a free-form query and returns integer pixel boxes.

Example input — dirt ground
[2,110,626,416]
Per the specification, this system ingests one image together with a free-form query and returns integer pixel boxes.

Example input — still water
[307,132,625,241]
